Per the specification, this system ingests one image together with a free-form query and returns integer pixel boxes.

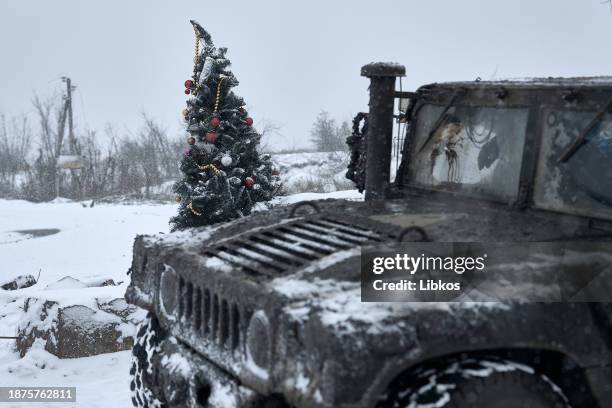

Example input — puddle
[0,229,61,245]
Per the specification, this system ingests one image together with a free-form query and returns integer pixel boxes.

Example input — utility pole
[65,77,77,155]
[55,76,78,199]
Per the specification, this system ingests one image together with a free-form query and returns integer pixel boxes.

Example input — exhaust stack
[361,62,405,201]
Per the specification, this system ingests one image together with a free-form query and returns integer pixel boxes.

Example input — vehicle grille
[176,275,252,353]
[166,217,382,366]
[202,218,382,276]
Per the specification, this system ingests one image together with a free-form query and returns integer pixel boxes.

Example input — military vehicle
[125,63,612,407]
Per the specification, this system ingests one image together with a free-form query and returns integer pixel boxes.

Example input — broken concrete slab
[1,275,37,291]
[98,298,138,319]
[43,276,122,290]
[16,297,145,358]
[54,304,133,358]
[44,276,88,290]
[84,277,122,287]
[15,298,59,357]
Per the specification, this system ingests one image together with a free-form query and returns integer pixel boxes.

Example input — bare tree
[77,128,117,198]
[21,95,64,201]
[257,119,282,153]
[1,93,184,201]
[0,115,30,197]
[337,120,351,147]
[310,111,349,152]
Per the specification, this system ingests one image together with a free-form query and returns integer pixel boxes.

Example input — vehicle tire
[130,313,167,408]
[376,357,571,408]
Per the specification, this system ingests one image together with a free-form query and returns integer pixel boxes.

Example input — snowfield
[100,151,354,202]
[273,151,353,194]
[0,189,362,407]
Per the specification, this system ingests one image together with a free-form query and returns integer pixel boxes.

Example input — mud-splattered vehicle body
[126,63,612,407]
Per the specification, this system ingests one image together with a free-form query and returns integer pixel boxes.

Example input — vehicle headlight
[246,310,271,376]
[159,265,178,317]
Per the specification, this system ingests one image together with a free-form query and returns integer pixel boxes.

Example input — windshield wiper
[418,88,467,153]
[558,95,612,163]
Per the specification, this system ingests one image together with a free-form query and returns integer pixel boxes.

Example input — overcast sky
[1,0,612,150]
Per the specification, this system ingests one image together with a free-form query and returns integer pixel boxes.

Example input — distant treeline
[0,95,183,202]
[0,95,350,202]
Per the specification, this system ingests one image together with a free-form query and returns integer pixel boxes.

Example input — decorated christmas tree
[171,21,281,231]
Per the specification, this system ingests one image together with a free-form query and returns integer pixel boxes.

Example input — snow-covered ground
[89,151,354,203]
[0,189,362,407]
[273,151,353,194]
[0,200,177,408]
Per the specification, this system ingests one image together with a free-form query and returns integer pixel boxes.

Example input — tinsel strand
[214,77,225,112]
[187,201,202,216]
[192,27,201,94]
[198,164,220,174]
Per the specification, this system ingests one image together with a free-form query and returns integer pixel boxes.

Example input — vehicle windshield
[534,109,612,220]
[405,104,529,203]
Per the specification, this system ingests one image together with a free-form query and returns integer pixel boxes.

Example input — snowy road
[0,190,362,407]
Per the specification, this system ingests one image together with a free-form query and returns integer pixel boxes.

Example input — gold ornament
[187,201,202,216]
[175,195,182,203]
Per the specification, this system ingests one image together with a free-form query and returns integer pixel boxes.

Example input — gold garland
[192,26,201,95]
[213,77,224,112]
[189,165,220,216]
[198,164,220,174]
[187,201,202,216]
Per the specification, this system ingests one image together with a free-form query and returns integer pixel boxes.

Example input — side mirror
[398,97,413,123]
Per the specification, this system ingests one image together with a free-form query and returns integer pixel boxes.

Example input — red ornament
[184,89,191,95]
[272,170,280,176]
[184,79,193,88]
[244,177,255,188]
[210,117,220,128]
[206,131,217,143]
[245,117,254,126]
